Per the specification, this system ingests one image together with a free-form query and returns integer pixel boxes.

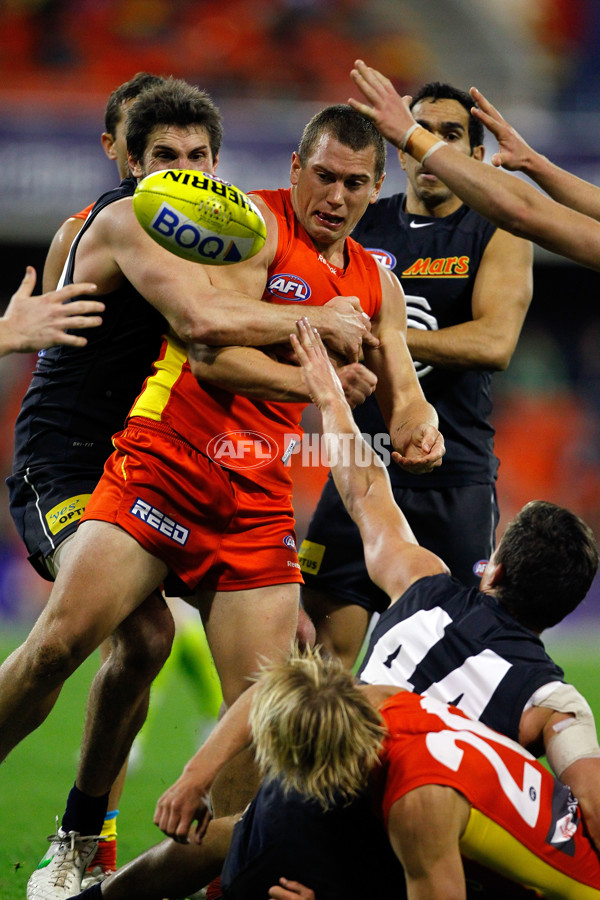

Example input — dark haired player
[300,81,533,669]
[42,72,166,294]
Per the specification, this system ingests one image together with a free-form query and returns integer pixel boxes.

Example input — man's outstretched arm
[470,86,600,222]
[348,59,600,273]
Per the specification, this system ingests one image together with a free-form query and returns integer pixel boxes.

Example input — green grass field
[0,630,218,900]
[0,630,598,900]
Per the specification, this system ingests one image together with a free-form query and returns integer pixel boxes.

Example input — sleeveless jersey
[358,574,564,742]
[72,203,94,221]
[378,692,600,895]
[352,194,497,487]
[129,187,382,493]
[11,179,167,478]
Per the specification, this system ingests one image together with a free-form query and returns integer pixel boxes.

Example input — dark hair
[126,77,223,164]
[410,81,484,151]
[495,500,598,631]
[297,104,386,182]
[104,72,166,137]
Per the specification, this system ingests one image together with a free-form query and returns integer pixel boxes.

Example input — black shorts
[7,465,100,581]
[299,477,499,614]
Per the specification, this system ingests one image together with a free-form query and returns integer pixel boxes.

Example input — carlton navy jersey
[11,179,167,477]
[358,574,564,742]
[352,193,497,487]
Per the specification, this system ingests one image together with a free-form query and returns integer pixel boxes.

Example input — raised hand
[470,87,536,172]
[348,59,416,148]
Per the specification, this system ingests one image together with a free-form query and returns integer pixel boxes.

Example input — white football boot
[27,824,100,900]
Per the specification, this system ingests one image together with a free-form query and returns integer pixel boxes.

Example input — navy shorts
[299,477,499,614]
[7,465,100,581]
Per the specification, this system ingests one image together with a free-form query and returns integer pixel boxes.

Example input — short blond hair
[250,645,386,811]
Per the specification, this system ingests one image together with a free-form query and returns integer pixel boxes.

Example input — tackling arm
[76,197,377,360]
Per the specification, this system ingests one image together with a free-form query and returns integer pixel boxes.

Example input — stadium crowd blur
[0,0,595,102]
[0,0,599,625]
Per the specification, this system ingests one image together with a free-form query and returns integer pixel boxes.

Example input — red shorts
[81,421,303,592]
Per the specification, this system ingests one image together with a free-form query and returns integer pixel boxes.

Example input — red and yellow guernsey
[128,188,382,492]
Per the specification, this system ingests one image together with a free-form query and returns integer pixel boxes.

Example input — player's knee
[112,601,175,678]
[24,632,86,686]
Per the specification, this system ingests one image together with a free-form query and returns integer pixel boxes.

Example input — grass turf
[0,631,213,900]
[0,630,598,900]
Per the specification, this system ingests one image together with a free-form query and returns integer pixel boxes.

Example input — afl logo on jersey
[366,248,396,270]
[267,273,311,301]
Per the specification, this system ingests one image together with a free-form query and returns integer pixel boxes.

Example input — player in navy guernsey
[300,81,534,670]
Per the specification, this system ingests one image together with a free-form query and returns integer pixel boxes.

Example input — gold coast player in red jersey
[0,94,443,900]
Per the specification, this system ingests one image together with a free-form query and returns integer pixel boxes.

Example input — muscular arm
[519,687,600,850]
[154,684,256,842]
[75,194,376,359]
[43,217,85,292]
[365,264,444,471]
[470,87,600,222]
[387,784,470,900]
[188,344,309,402]
[291,318,447,601]
[349,60,600,273]
[407,228,533,370]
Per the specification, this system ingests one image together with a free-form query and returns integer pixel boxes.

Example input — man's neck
[404,192,463,220]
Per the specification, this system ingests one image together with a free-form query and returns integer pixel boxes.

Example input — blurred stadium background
[0,0,599,896]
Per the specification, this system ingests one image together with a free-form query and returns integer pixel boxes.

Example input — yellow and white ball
[133,169,266,265]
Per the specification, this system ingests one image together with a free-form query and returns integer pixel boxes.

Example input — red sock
[87,838,117,874]
[206,875,222,900]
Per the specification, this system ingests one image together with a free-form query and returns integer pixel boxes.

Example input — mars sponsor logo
[45,494,92,536]
[129,498,189,545]
[366,248,397,270]
[207,430,277,470]
[403,256,469,277]
[267,273,311,301]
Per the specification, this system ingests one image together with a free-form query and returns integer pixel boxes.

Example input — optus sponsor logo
[207,430,277,470]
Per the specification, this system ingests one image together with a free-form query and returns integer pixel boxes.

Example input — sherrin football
[132,169,267,265]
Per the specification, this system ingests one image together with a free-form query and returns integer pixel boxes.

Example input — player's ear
[370,171,385,204]
[472,144,485,162]
[290,152,302,185]
[101,132,118,162]
[398,149,408,171]
[480,557,504,592]
[128,153,143,179]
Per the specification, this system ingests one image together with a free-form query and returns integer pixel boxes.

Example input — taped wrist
[402,125,446,164]
[532,682,600,777]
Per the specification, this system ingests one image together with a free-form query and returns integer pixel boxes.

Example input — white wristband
[421,140,447,165]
